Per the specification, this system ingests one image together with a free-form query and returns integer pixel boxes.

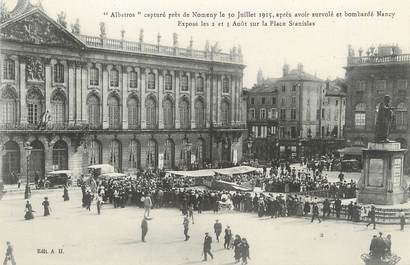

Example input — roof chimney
[297,63,304,73]
[282,64,289,77]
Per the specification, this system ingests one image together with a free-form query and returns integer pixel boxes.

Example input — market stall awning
[166,169,215,178]
[337,146,366,156]
[213,166,257,176]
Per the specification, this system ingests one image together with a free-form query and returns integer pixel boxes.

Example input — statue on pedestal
[375,95,395,143]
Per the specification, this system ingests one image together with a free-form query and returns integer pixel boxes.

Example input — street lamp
[24,142,32,199]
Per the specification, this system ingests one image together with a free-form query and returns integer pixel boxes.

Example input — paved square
[0,189,408,265]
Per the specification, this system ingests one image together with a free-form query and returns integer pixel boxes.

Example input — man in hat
[141,216,148,242]
[366,206,376,229]
[311,203,321,223]
[144,193,153,218]
[224,225,232,249]
[214,219,222,242]
[202,232,213,261]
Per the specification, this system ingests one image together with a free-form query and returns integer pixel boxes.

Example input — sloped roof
[277,69,323,82]
[248,84,278,94]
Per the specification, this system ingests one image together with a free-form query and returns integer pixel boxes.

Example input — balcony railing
[347,53,410,66]
[79,35,243,64]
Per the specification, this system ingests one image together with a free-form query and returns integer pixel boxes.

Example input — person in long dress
[3,241,16,265]
[42,197,51,216]
[63,185,70,201]
[233,235,242,263]
[24,201,34,220]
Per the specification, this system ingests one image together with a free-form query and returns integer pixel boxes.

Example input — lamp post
[24,142,32,199]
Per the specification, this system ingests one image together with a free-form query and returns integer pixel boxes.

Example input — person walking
[398,209,406,231]
[224,226,232,249]
[24,201,34,220]
[240,238,250,265]
[183,215,190,241]
[366,206,376,230]
[311,203,321,223]
[3,241,16,265]
[141,217,148,242]
[334,198,342,218]
[202,232,213,261]
[214,220,222,243]
[96,194,103,215]
[63,185,70,201]
[42,197,51,216]
[233,235,242,263]
[188,203,194,224]
[144,194,153,218]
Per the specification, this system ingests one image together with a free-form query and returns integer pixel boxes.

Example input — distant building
[245,65,346,162]
[344,44,410,171]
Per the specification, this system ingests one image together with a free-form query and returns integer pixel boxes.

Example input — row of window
[355,79,408,91]
[354,102,408,129]
[2,59,234,93]
[250,97,277,105]
[248,108,297,120]
[1,90,233,129]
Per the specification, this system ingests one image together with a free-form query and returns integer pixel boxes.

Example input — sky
[5,0,410,88]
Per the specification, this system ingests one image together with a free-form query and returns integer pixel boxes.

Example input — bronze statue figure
[375,95,395,142]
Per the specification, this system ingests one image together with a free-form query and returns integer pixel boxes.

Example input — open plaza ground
[1,187,409,265]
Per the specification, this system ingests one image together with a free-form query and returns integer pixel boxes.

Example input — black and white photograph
[0,0,409,264]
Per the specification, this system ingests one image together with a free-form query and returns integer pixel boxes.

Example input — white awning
[166,169,215,178]
[213,166,258,176]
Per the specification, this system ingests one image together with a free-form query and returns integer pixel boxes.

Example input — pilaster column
[102,64,110,129]
[238,75,243,124]
[68,62,76,125]
[75,63,82,124]
[140,68,146,129]
[81,65,88,123]
[45,62,53,113]
[190,72,196,128]
[175,71,180,129]
[205,74,211,128]
[217,74,222,125]
[19,61,27,124]
[230,75,236,124]
[158,69,164,129]
[123,67,131,129]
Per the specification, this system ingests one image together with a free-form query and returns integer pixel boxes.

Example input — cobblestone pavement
[0,188,409,265]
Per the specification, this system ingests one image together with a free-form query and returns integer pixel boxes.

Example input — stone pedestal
[357,141,408,205]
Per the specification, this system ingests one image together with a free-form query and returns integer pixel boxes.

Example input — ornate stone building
[0,0,246,183]
[344,44,410,171]
[245,65,345,162]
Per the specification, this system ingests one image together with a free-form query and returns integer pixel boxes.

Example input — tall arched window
[109,140,122,171]
[53,63,64,83]
[165,74,172,90]
[195,139,205,165]
[221,100,231,126]
[51,91,66,125]
[89,140,102,165]
[194,98,205,128]
[89,67,99,86]
[108,95,121,129]
[147,72,155,90]
[129,139,140,169]
[3,59,15,80]
[354,103,366,129]
[146,96,157,129]
[87,94,100,128]
[179,98,190,129]
[181,75,188,91]
[396,103,408,130]
[52,140,68,170]
[110,69,119,87]
[27,89,43,125]
[127,96,139,129]
[129,71,138,88]
[146,139,157,168]
[163,98,174,129]
[1,86,17,126]
[2,141,20,184]
[163,139,174,169]
[196,76,204,92]
[222,77,230,93]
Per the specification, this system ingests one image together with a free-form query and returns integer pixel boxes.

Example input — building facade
[0,1,246,184]
[246,64,345,162]
[344,44,410,171]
